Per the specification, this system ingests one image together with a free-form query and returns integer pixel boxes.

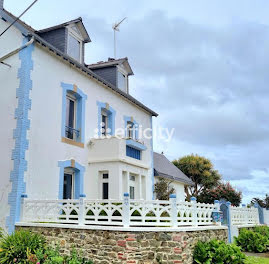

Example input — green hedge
[193,239,246,264]
[235,227,269,253]
[0,230,93,264]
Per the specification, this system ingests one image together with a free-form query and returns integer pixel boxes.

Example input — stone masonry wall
[17,226,228,264]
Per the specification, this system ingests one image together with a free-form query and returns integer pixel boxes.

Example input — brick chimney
[0,0,3,10]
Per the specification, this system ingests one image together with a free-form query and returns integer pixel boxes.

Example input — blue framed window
[58,160,85,199]
[126,146,141,160]
[61,83,87,145]
[97,101,116,136]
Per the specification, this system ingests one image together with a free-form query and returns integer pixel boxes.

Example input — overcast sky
[4,0,269,203]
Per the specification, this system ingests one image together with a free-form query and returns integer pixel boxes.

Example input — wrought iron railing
[65,126,80,140]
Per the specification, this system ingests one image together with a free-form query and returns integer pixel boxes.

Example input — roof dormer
[87,58,134,94]
[36,17,91,64]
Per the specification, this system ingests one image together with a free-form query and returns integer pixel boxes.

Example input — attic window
[117,70,127,92]
[67,33,81,62]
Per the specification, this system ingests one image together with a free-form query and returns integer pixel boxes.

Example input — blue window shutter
[126,146,141,160]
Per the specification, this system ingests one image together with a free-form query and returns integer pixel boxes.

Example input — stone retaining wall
[17,225,228,264]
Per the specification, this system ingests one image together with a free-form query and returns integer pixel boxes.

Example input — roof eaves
[155,173,194,186]
[31,34,158,116]
[37,17,91,43]
[1,9,157,116]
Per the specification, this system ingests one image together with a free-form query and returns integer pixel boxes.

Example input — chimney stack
[0,0,3,10]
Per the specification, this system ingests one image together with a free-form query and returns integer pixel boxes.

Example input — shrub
[36,246,64,264]
[253,226,269,238]
[65,247,93,264]
[0,229,46,264]
[235,228,269,253]
[198,182,242,206]
[193,239,246,264]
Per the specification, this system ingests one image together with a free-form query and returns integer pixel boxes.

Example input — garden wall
[16,224,228,264]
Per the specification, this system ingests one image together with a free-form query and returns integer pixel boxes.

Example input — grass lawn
[246,256,269,264]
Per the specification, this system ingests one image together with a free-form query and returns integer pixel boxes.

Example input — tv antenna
[113,17,127,59]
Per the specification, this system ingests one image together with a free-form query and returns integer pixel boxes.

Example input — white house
[0,3,193,233]
[154,152,194,201]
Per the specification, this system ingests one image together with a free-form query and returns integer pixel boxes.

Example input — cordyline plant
[198,182,242,206]
[154,178,175,200]
[251,194,269,209]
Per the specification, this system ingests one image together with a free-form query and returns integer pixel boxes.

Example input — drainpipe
[0,37,34,64]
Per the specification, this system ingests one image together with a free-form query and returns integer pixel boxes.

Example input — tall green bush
[235,228,269,253]
[193,239,246,264]
[0,230,46,264]
[253,226,269,238]
[0,229,93,264]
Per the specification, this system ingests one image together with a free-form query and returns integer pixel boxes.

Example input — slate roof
[37,17,91,43]
[154,152,194,186]
[87,57,134,76]
[0,9,158,117]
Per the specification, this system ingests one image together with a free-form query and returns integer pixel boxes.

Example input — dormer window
[67,32,82,62]
[117,70,127,92]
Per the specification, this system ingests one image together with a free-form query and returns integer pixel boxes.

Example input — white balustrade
[230,206,259,225]
[20,197,221,228]
[263,209,269,226]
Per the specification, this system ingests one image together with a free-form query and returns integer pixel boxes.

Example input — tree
[154,178,175,200]
[198,182,242,206]
[251,194,269,209]
[173,154,221,200]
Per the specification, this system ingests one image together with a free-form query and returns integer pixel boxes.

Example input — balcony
[88,137,150,169]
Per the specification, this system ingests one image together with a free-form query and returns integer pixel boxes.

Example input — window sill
[61,137,84,148]
[126,139,147,151]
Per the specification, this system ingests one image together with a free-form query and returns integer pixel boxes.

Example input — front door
[63,173,74,199]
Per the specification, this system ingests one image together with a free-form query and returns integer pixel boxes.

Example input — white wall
[154,177,186,201]
[171,181,185,201]
[26,43,154,200]
[264,209,269,226]
[0,18,23,231]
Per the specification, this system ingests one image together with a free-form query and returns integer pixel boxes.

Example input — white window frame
[117,66,128,92]
[66,93,77,140]
[64,168,75,199]
[101,109,108,136]
[100,171,109,199]
[126,121,134,139]
[129,174,136,199]
[67,27,83,63]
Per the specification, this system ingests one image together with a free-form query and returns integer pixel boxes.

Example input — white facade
[0,10,188,232]
[0,15,155,232]
[0,19,24,231]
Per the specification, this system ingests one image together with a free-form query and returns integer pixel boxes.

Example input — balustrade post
[20,194,28,222]
[190,197,198,227]
[212,200,221,226]
[78,194,86,226]
[169,194,177,228]
[123,193,130,227]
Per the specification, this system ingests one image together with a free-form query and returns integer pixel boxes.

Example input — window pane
[129,175,135,181]
[66,97,75,139]
[103,173,109,179]
[130,186,135,199]
[127,121,134,139]
[117,71,126,91]
[102,115,107,136]
[103,183,109,199]
[67,34,80,61]
[63,173,73,199]
[66,98,75,128]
